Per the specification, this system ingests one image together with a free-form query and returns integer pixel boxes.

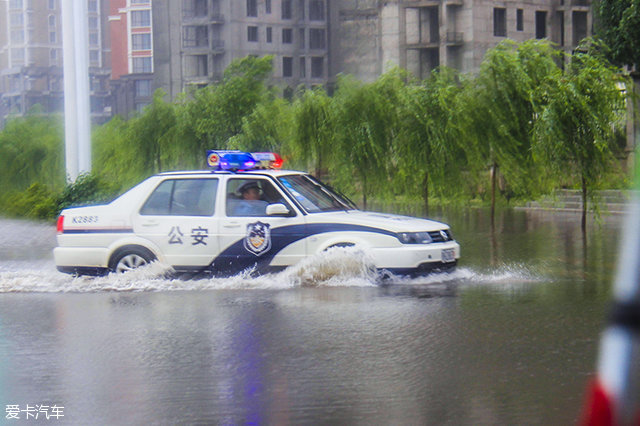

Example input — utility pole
[62,0,91,182]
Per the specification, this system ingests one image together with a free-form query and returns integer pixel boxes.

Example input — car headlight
[397,232,433,244]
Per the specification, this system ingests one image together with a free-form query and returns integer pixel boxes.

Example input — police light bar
[207,150,256,171]
[251,152,284,169]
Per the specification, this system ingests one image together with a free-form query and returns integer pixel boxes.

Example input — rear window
[140,178,218,216]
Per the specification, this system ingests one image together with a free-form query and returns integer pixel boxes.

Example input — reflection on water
[0,209,620,424]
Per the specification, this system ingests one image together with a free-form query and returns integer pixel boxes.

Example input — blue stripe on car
[63,228,134,234]
[211,223,397,275]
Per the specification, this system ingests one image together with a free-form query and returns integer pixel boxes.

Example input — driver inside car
[231,181,269,216]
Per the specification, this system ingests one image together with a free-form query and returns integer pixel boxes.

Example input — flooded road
[0,209,618,424]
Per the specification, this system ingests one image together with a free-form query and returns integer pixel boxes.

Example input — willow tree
[127,89,178,174]
[228,97,294,155]
[291,86,334,177]
[181,55,273,158]
[397,67,464,215]
[460,39,561,225]
[332,71,402,208]
[533,46,627,232]
[0,111,64,192]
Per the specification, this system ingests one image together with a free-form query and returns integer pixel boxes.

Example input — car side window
[226,178,290,217]
[140,178,218,216]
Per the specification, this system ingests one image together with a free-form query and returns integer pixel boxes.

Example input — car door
[132,177,221,269]
[216,176,306,275]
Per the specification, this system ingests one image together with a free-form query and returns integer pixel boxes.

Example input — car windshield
[277,174,356,213]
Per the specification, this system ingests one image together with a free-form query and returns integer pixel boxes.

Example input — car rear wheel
[110,246,156,273]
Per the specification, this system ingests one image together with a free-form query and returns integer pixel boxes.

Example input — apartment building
[330,0,592,82]
[0,0,111,126]
[0,0,594,123]
[108,0,154,115]
[151,0,329,101]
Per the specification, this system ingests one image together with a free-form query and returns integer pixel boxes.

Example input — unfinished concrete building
[330,0,592,82]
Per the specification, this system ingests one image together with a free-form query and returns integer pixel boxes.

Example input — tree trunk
[490,162,498,230]
[423,172,429,217]
[581,176,587,234]
[362,173,367,210]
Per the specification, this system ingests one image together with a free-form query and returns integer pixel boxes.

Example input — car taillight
[56,215,64,234]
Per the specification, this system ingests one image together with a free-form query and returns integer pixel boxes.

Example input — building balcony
[406,40,440,49]
[182,13,225,24]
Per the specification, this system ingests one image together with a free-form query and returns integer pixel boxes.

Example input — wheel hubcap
[116,254,148,273]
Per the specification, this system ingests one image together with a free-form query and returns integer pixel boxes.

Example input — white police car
[54,151,460,277]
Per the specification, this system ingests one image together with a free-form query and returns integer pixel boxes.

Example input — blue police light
[207,150,257,171]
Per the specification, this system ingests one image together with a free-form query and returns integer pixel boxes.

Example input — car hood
[305,210,450,233]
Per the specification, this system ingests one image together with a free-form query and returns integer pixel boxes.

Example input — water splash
[0,247,545,294]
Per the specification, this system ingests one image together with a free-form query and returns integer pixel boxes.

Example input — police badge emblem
[244,221,271,256]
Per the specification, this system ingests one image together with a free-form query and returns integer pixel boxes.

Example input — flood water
[0,208,620,425]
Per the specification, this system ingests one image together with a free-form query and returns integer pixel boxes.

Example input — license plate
[442,248,455,263]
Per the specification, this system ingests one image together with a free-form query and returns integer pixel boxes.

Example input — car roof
[156,169,307,178]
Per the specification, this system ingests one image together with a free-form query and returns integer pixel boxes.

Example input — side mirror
[266,203,291,216]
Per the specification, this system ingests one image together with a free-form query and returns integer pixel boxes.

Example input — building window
[11,48,25,65]
[282,28,293,44]
[493,8,506,37]
[266,27,272,43]
[311,56,323,78]
[516,9,523,31]
[10,13,24,26]
[9,0,23,10]
[299,57,305,78]
[183,0,208,18]
[133,57,152,73]
[283,56,293,77]
[49,31,56,43]
[132,33,151,50]
[89,16,98,29]
[266,0,271,14]
[48,14,56,27]
[309,0,324,20]
[88,0,97,12]
[11,29,24,43]
[131,10,151,27]
[573,11,587,45]
[48,0,55,9]
[299,28,305,48]
[49,48,57,65]
[135,79,152,97]
[185,55,208,77]
[282,0,292,19]
[247,0,257,17]
[299,0,305,19]
[309,28,325,49]
[183,26,208,47]
[89,49,99,64]
[535,11,547,39]
[247,26,258,42]
[89,32,99,46]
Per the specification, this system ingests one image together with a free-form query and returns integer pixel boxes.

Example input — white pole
[62,0,92,182]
